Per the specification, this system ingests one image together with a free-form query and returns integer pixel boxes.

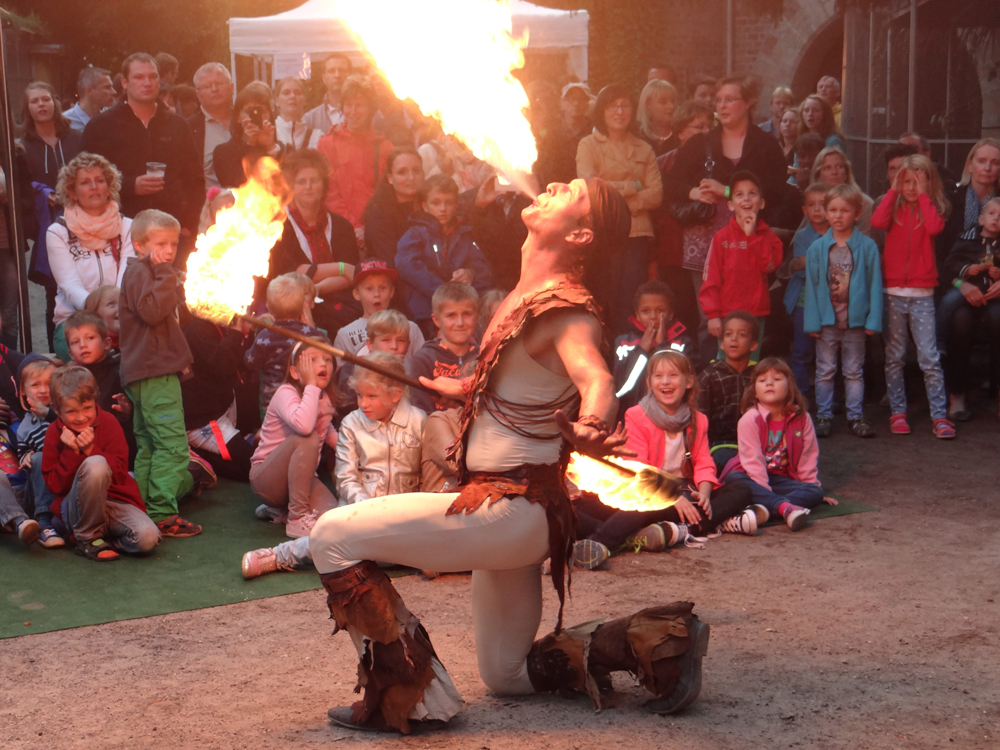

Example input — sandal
[889,414,910,435]
[932,418,956,440]
[75,537,120,562]
[155,514,202,538]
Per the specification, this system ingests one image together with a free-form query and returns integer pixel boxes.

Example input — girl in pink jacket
[724,357,836,531]
[572,351,754,571]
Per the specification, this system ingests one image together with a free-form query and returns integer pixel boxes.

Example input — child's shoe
[629,523,667,552]
[932,418,956,439]
[814,416,833,438]
[719,509,757,536]
[889,414,910,434]
[255,504,287,524]
[285,510,319,539]
[16,518,40,546]
[74,536,119,561]
[38,526,65,548]
[188,451,218,495]
[155,514,202,537]
[661,522,690,547]
[783,507,810,532]
[848,418,875,438]
[750,504,770,525]
[572,538,611,570]
[242,548,278,579]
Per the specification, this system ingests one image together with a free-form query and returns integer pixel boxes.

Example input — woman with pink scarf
[46,153,135,361]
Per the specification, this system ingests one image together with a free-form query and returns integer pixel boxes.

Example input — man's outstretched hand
[554,410,635,458]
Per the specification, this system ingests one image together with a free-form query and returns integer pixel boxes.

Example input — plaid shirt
[697,360,754,447]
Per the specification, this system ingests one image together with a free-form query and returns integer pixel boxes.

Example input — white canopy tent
[228,0,589,85]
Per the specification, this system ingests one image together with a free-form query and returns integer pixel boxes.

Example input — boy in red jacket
[42,367,160,561]
[699,171,783,364]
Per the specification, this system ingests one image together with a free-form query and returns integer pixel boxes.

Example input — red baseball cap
[353,258,398,286]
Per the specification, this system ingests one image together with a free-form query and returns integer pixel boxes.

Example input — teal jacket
[803,228,882,333]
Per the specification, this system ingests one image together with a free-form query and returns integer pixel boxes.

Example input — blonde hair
[770,85,793,103]
[349,351,408,400]
[959,138,1000,188]
[431,281,478,316]
[645,350,701,447]
[50,366,99,412]
[266,273,312,320]
[131,209,180,245]
[84,285,119,315]
[367,309,409,340]
[810,147,860,189]
[892,154,950,227]
[824,182,864,215]
[637,79,677,138]
[56,152,121,207]
[19,359,56,411]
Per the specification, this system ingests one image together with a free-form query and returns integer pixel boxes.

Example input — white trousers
[309,492,550,694]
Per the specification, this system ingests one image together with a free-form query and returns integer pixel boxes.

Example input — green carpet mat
[761,493,878,526]
[0,479,336,640]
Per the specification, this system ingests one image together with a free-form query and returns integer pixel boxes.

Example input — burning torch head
[566,454,684,512]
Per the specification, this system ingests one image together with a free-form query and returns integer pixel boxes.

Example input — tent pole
[230,51,238,96]
[907,0,916,132]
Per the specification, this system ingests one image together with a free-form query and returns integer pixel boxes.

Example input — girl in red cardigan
[572,351,754,571]
[870,154,953,438]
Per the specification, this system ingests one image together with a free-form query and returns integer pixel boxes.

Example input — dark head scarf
[585,177,631,256]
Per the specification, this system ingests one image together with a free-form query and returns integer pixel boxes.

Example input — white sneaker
[785,508,811,532]
[662,522,690,547]
[719,509,758,536]
[255,504,287,524]
[750,504,770,525]
[285,510,319,539]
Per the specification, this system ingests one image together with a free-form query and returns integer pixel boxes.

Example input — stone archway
[791,15,844,102]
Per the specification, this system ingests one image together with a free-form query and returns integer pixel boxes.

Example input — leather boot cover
[527,619,603,709]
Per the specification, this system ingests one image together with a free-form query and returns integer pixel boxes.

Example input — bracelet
[954,279,963,289]
[725,186,731,199]
[339,261,345,277]
[461,376,476,398]
[577,414,611,432]
[635,180,642,192]
[307,263,318,280]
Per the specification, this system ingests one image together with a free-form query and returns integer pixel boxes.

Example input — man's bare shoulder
[523,306,602,360]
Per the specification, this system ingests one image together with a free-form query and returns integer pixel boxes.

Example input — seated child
[41,367,160,561]
[245,272,323,415]
[338,309,412,404]
[182,315,256,482]
[699,171,783,365]
[475,288,507,344]
[241,352,425,579]
[249,340,339,539]
[64,310,137,464]
[332,259,425,371]
[724,357,837,531]
[409,282,480,414]
[420,407,462,493]
[13,355,61,547]
[120,209,215,538]
[572,351,755,571]
[804,183,882,438]
[84,285,121,352]
[614,279,693,419]
[783,183,829,396]
[396,174,492,334]
[697,310,759,473]
[0,461,39,548]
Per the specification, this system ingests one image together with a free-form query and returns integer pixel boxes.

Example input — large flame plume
[566,454,683,512]
[184,158,286,324]
[334,0,538,192]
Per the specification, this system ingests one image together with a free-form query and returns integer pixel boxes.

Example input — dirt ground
[2,405,999,749]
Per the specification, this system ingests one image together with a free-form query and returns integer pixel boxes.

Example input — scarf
[639,393,692,434]
[64,201,123,253]
[288,203,333,264]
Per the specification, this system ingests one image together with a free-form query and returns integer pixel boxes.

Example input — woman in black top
[362,146,425,266]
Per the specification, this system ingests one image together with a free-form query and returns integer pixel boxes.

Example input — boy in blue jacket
[804,183,882,439]
[396,174,491,334]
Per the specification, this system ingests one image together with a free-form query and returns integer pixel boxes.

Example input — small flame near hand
[566,453,683,512]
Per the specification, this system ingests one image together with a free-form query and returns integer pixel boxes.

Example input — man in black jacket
[82,53,203,266]
[187,62,234,191]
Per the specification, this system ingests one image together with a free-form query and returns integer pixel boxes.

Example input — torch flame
[566,454,683,512]
[334,0,538,193]
[184,158,286,324]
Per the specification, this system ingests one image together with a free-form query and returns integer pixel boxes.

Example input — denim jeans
[884,295,948,420]
[815,325,866,420]
[27,453,54,519]
[726,471,825,514]
[273,535,314,571]
[0,473,27,529]
[935,287,966,355]
[791,305,815,394]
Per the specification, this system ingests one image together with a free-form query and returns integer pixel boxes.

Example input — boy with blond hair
[409,282,479,413]
[338,309,413,401]
[120,209,214,538]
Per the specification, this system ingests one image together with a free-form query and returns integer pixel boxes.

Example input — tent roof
[228,0,588,57]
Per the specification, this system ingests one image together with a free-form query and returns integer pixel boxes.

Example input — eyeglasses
[715,97,744,107]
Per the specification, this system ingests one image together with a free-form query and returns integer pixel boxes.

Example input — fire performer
[309,177,710,734]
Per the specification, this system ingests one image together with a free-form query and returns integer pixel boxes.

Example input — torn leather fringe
[320,561,463,733]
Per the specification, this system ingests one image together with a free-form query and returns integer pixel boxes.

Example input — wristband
[725,186,731,199]
[339,261,345,277]
[307,263,318,280]
[635,180,642,192]
[954,279,963,289]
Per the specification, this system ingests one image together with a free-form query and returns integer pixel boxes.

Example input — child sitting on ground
[333,259,425,370]
[724,357,836,531]
[120,209,215,539]
[249,341,339,539]
[409,282,479,414]
[338,309,412,403]
[783,183,830,396]
[697,310,759,473]
[572,351,755,571]
[396,174,492,335]
[84,285,121,352]
[41,367,160,561]
[245,272,323,416]
[699,171,783,364]
[871,155,953,437]
[804,183,882,438]
[241,352,425,579]
[64,310,137,463]
[614,279,693,419]
[14,355,61,547]
[475,288,507,344]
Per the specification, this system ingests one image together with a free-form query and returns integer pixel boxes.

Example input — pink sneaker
[242,548,278,579]
[285,511,319,539]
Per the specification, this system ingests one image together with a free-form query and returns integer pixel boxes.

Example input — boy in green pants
[120,209,215,537]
